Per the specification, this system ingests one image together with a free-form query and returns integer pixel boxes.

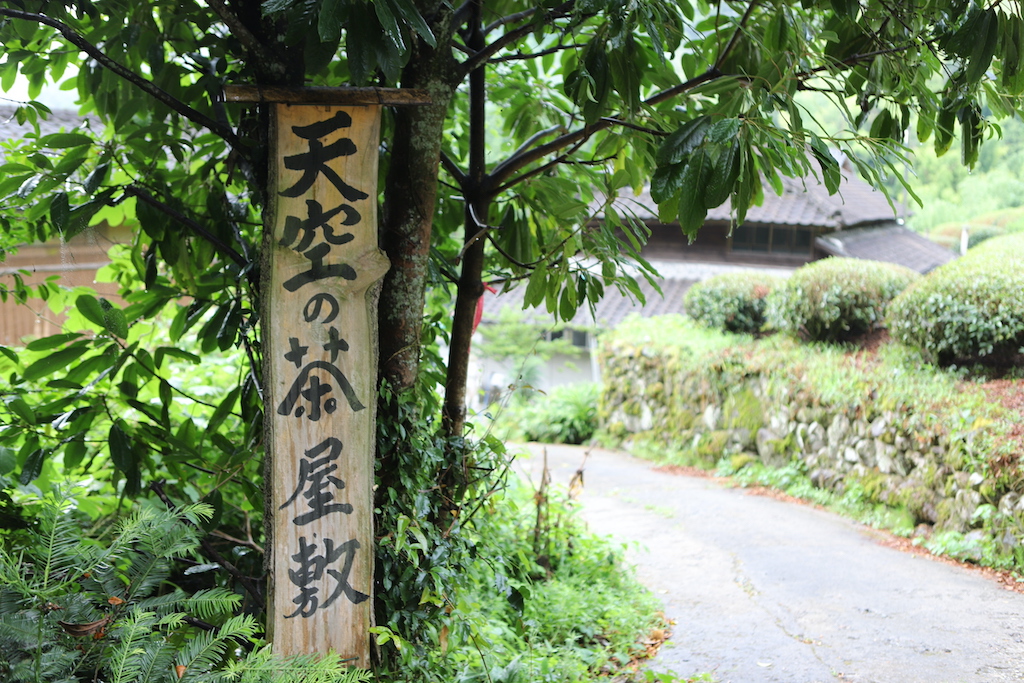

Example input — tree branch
[488,69,720,189]
[483,8,541,35]
[0,8,239,147]
[714,0,761,71]
[490,44,581,63]
[204,0,277,79]
[796,44,920,82]
[457,1,577,79]
[440,151,468,186]
[123,185,250,272]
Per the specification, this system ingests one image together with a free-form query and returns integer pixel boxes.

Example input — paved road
[515,444,1024,683]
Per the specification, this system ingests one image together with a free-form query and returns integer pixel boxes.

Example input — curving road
[516,443,1024,683]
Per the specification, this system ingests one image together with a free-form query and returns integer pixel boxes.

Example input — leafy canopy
[0,0,1022,666]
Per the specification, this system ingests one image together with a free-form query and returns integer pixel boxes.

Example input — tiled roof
[604,167,902,229]
[0,106,97,156]
[815,225,956,274]
[482,275,697,330]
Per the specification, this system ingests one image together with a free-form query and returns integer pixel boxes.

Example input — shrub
[495,383,600,444]
[887,233,1024,364]
[765,257,919,342]
[683,272,782,334]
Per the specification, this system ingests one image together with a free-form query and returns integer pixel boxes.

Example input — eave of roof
[601,167,903,230]
[814,225,956,274]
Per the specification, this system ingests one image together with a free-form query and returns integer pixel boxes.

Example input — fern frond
[135,588,189,617]
[0,610,41,648]
[183,588,241,622]
[136,639,177,683]
[122,552,172,602]
[107,610,162,683]
[176,614,259,681]
[221,646,374,683]
[33,494,88,589]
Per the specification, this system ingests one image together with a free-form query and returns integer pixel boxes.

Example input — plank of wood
[263,104,389,666]
[224,85,431,106]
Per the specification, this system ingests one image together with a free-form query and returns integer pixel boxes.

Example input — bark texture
[378,41,457,392]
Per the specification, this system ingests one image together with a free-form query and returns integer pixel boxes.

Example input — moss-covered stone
[730,453,758,471]
[697,430,732,461]
[722,386,764,432]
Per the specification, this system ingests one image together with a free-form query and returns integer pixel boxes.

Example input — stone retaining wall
[600,339,1021,542]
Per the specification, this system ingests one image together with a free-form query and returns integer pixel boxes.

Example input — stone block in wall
[702,404,720,431]
[828,414,851,449]
[875,441,897,474]
[855,438,875,468]
[806,421,826,453]
[1000,492,1021,515]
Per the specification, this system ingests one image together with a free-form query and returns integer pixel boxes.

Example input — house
[470,166,955,406]
[0,106,127,346]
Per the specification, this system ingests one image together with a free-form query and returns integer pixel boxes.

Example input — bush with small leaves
[683,272,782,334]
[887,233,1024,364]
[765,257,919,342]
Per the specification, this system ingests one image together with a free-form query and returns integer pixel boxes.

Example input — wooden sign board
[262,102,389,665]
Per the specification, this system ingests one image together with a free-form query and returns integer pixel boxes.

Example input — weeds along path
[515,443,1024,683]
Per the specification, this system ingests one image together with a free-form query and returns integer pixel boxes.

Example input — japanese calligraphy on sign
[262,103,390,666]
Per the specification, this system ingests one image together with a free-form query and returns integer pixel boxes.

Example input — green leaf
[374,0,407,54]
[7,398,35,425]
[206,387,241,436]
[656,116,711,165]
[40,132,93,148]
[26,332,83,351]
[810,136,840,194]
[77,295,128,337]
[704,141,741,209]
[76,294,108,328]
[108,421,136,477]
[524,266,547,308]
[22,344,89,382]
[650,163,685,204]
[387,0,436,48]
[678,150,711,240]
[967,10,999,85]
[19,448,46,485]
[318,0,345,43]
[50,192,70,231]
[63,438,87,470]
[0,447,16,475]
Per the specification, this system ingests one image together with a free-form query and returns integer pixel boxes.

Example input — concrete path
[515,443,1024,683]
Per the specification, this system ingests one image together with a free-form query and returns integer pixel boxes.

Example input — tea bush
[765,257,919,342]
[683,272,782,334]
[887,233,1024,364]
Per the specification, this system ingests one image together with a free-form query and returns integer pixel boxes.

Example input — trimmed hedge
[683,272,782,334]
[765,257,919,342]
[888,233,1024,364]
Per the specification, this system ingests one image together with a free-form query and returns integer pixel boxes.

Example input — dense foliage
[493,383,600,445]
[765,257,919,342]
[888,233,1024,364]
[0,490,371,683]
[2,0,1024,672]
[682,271,781,334]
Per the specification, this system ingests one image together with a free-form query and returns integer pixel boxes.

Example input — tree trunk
[378,48,456,392]
[442,2,487,439]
